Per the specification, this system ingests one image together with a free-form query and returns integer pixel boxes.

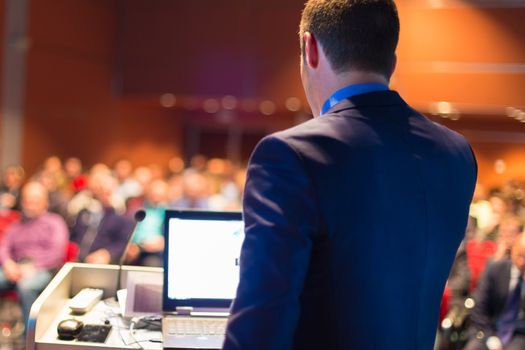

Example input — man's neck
[315,71,389,116]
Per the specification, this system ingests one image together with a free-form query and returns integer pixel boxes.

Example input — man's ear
[303,32,319,69]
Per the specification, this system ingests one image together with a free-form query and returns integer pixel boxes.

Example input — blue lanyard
[320,83,389,116]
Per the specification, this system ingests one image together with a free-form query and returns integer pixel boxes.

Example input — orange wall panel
[395,4,525,109]
[23,0,118,174]
[13,0,525,188]
[0,0,5,138]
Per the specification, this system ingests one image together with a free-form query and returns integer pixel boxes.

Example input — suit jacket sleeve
[223,135,320,350]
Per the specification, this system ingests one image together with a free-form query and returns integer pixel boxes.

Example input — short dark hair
[299,0,400,78]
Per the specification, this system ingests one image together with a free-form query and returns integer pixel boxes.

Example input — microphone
[134,209,147,222]
[116,209,146,295]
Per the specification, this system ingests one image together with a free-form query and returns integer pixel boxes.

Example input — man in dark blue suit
[223,1,477,349]
[465,234,525,350]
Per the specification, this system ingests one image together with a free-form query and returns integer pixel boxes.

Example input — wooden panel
[0,0,6,141]
[0,0,4,88]
[23,0,118,174]
[13,0,525,188]
[119,0,305,99]
[395,4,525,108]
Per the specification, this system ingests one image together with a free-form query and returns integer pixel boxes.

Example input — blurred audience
[189,154,208,172]
[171,170,211,209]
[0,165,25,210]
[0,182,68,324]
[465,234,525,350]
[484,194,509,241]
[446,240,471,311]
[64,157,88,194]
[126,179,168,267]
[437,182,525,349]
[36,170,70,220]
[493,215,523,261]
[42,156,68,193]
[0,154,247,270]
[113,159,142,201]
[68,164,125,219]
[1,154,525,348]
[168,156,185,176]
[70,173,133,264]
[470,184,493,236]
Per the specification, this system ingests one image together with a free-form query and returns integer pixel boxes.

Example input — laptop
[162,210,244,349]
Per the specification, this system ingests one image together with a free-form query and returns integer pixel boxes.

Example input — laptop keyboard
[165,317,227,336]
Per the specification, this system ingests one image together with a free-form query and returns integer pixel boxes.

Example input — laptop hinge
[175,307,193,315]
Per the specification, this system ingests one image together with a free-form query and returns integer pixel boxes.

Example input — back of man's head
[299,0,400,78]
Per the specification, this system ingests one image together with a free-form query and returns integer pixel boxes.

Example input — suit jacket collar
[325,90,409,115]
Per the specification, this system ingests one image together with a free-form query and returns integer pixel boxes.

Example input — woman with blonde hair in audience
[493,214,524,261]
[0,165,25,211]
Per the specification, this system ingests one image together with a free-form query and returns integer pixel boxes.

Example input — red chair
[64,241,79,263]
[440,286,452,321]
[0,210,20,244]
[0,210,21,302]
[439,239,496,321]
[466,239,496,292]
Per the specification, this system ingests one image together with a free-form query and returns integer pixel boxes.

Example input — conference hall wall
[0,0,523,189]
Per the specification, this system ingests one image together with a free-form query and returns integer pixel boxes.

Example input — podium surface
[27,262,162,350]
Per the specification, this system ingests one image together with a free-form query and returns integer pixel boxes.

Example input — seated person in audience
[447,240,471,310]
[68,164,125,220]
[484,194,510,241]
[493,215,523,261]
[70,173,134,264]
[442,220,474,314]
[0,182,68,324]
[132,166,153,195]
[167,175,183,205]
[171,170,210,209]
[206,159,242,211]
[436,239,472,350]
[465,234,525,350]
[148,163,165,182]
[0,165,25,211]
[505,188,525,220]
[42,156,68,192]
[470,184,492,234]
[189,154,207,172]
[167,156,185,177]
[36,170,70,221]
[123,165,153,215]
[64,157,88,194]
[113,158,141,201]
[126,179,167,267]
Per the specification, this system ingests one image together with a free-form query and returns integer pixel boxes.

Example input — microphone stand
[116,209,146,298]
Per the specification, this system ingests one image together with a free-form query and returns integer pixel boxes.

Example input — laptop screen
[163,210,244,310]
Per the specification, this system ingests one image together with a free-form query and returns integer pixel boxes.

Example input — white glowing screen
[167,218,244,300]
